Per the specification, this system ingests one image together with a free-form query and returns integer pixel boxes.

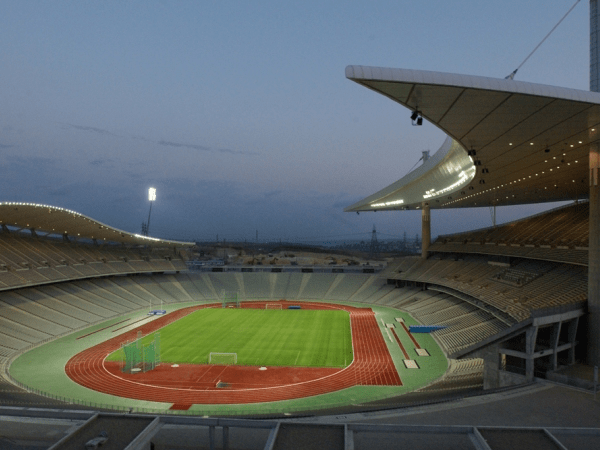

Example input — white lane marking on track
[98,302,362,393]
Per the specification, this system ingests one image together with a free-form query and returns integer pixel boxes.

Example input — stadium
[4,4,600,450]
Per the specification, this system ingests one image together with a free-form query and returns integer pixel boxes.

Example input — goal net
[265,303,283,310]
[208,352,238,365]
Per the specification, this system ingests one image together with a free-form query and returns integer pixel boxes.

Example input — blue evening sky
[0,1,588,243]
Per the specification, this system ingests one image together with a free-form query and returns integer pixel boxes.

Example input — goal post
[208,352,238,365]
[265,303,282,310]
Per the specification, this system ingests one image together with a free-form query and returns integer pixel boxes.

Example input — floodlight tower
[146,187,156,236]
[369,224,379,258]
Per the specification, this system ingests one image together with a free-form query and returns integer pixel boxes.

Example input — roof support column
[421,202,430,259]
[567,317,579,366]
[592,0,600,92]
[525,327,537,382]
[589,142,600,365]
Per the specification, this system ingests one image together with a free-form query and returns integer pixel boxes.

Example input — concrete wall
[481,343,529,389]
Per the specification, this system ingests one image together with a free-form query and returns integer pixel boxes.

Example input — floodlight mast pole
[146,202,153,235]
[146,187,156,236]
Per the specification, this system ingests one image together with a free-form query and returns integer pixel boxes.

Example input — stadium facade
[2,2,600,449]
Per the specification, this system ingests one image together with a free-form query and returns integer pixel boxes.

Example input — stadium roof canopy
[0,202,194,247]
[344,66,600,212]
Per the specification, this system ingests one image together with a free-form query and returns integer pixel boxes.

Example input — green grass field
[107,308,353,368]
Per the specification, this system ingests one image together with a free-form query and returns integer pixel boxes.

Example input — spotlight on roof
[411,110,423,126]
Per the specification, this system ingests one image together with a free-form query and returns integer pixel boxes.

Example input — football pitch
[107,308,353,368]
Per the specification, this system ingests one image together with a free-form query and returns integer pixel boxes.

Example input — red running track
[65,301,401,407]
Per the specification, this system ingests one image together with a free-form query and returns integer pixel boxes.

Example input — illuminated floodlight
[143,187,157,236]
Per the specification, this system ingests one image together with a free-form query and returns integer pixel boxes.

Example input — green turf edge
[8,299,448,416]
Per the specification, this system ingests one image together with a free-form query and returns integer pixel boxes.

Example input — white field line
[100,302,361,393]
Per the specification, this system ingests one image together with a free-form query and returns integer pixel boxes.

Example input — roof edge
[345,65,600,103]
[0,202,195,247]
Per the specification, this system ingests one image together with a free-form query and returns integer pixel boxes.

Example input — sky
[0,0,590,244]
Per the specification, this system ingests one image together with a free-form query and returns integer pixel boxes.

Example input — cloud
[90,158,114,167]
[264,190,282,198]
[157,140,257,156]
[0,159,422,244]
[157,140,211,152]
[0,155,69,202]
[0,143,14,149]
[218,147,258,156]
[2,154,57,168]
[61,123,258,156]
[62,123,117,136]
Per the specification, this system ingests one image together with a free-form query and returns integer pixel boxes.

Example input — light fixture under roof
[410,110,423,126]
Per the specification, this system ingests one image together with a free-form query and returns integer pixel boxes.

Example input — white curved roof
[345,66,600,211]
[0,202,194,247]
